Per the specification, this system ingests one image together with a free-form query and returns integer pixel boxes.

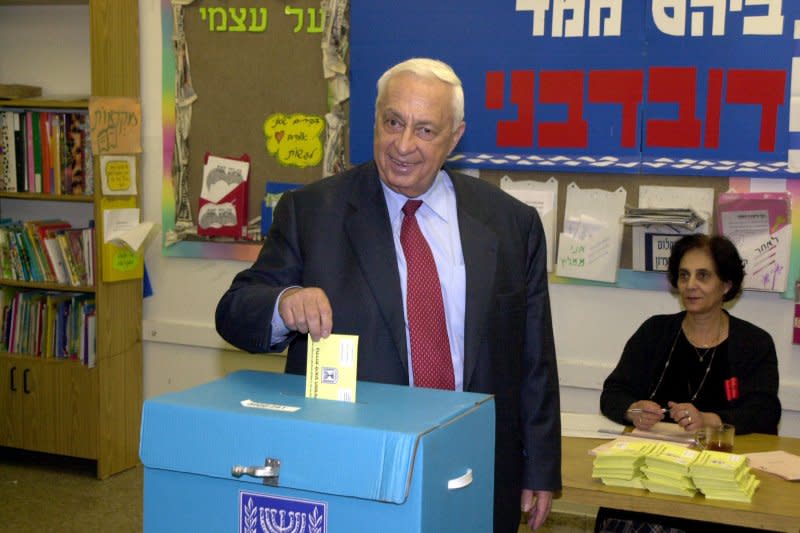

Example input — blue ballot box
[140,370,495,532]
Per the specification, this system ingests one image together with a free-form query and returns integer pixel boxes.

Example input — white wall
[10,4,800,436]
[0,6,91,96]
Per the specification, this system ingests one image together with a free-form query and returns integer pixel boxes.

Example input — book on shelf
[44,292,69,359]
[8,224,33,281]
[84,309,96,367]
[64,112,89,195]
[39,112,50,194]
[0,287,96,366]
[49,113,62,194]
[55,231,80,286]
[26,219,71,282]
[0,219,95,287]
[65,228,88,285]
[22,222,48,281]
[0,223,15,280]
[25,112,34,193]
[0,286,13,351]
[31,111,43,193]
[17,225,45,282]
[0,109,90,196]
[0,111,17,192]
[83,223,95,286]
[54,225,93,287]
[14,111,25,192]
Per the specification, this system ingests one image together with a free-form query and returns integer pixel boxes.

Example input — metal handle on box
[231,458,281,486]
[447,468,473,490]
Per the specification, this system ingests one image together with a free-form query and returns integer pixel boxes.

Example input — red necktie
[400,200,455,390]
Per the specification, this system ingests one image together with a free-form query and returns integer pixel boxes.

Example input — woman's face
[676,247,732,315]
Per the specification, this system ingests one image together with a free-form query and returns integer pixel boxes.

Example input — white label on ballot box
[240,399,301,413]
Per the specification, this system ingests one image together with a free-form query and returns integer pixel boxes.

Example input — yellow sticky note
[100,155,137,195]
[305,334,359,402]
[263,113,325,168]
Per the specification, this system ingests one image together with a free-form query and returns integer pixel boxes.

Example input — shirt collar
[381,170,452,223]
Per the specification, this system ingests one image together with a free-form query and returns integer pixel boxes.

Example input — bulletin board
[161,0,330,261]
[350,1,800,176]
[161,0,800,298]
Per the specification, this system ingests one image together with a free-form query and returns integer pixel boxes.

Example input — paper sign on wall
[101,196,143,282]
[100,155,137,195]
[718,192,792,293]
[556,183,626,283]
[89,96,142,155]
[500,176,558,273]
[197,153,250,239]
[631,185,715,272]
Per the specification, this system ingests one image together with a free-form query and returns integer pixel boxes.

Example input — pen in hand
[627,408,667,414]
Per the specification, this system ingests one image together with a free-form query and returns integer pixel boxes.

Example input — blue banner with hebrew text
[351,0,800,176]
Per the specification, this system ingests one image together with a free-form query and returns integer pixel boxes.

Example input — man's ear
[449,121,466,153]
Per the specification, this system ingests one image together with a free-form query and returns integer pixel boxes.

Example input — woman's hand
[626,400,665,430]
[667,401,722,432]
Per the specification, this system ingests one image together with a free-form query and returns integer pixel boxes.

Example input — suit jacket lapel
[343,163,409,374]
[452,173,498,391]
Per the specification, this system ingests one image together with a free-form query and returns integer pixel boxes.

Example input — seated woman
[596,234,781,533]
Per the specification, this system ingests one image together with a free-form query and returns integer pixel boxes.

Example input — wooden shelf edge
[0,97,89,109]
[0,351,92,366]
[0,191,94,202]
[0,1,88,7]
[0,279,96,292]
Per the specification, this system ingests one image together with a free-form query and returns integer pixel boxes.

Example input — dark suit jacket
[216,161,562,528]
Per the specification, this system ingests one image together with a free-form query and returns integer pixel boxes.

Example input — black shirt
[650,331,730,412]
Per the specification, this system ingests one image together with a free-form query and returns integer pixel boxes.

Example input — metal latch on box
[231,458,281,486]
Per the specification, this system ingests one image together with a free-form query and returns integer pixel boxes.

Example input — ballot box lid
[140,370,494,504]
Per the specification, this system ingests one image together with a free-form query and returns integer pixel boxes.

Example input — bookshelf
[0,0,141,479]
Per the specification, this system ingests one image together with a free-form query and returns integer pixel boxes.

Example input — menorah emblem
[240,492,326,533]
[260,508,307,533]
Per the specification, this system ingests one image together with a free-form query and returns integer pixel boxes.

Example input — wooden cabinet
[0,356,100,457]
[0,0,141,479]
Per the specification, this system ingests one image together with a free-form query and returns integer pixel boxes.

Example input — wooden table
[559,434,800,532]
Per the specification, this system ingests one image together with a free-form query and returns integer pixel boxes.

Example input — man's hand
[278,287,332,341]
[520,489,553,531]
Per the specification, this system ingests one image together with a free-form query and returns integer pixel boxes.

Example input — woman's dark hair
[666,234,745,302]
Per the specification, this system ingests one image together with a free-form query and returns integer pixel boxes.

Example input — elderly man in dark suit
[216,57,561,532]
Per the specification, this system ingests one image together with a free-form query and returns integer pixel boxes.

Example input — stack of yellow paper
[641,443,700,497]
[592,439,664,488]
[689,450,760,502]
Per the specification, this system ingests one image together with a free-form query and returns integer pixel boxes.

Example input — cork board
[180,0,328,234]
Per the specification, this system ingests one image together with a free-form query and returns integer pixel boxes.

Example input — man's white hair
[375,58,465,131]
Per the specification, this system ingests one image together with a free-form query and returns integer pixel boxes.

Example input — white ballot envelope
[556,182,626,283]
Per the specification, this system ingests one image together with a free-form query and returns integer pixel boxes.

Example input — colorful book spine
[25,111,35,192]
[13,112,26,192]
[55,231,80,286]
[18,227,44,281]
[0,111,17,192]
[39,112,51,194]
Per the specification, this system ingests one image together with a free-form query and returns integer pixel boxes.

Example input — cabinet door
[0,358,24,448]
[19,360,57,453]
[53,362,97,459]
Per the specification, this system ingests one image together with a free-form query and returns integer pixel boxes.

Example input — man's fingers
[303,290,332,340]
[279,288,333,339]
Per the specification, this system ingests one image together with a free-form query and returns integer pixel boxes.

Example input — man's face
[373,72,465,198]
